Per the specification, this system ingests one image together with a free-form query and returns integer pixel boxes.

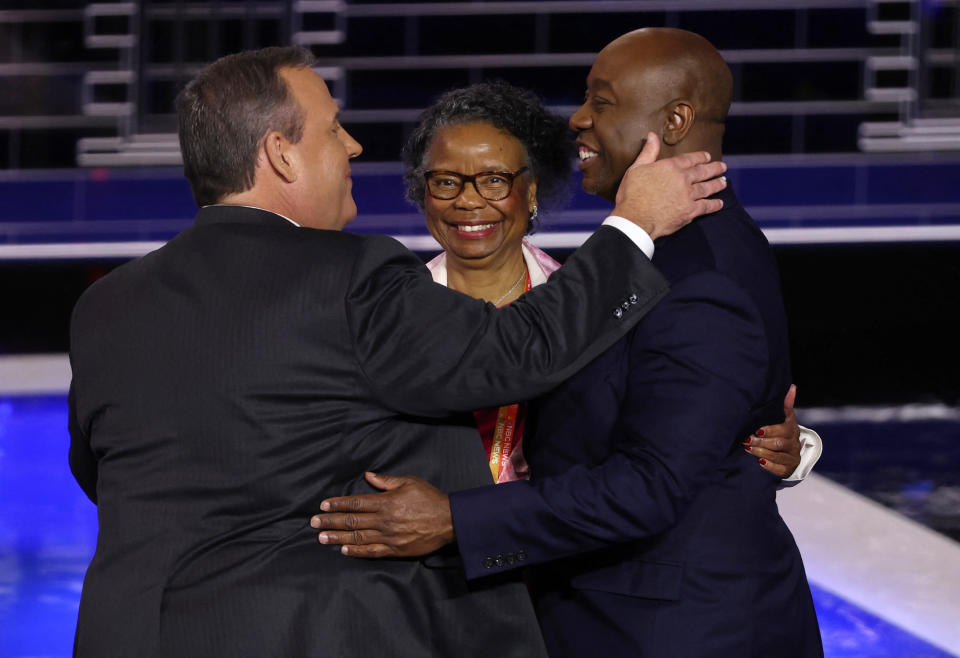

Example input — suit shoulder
[350,233,419,257]
[651,220,716,283]
[71,252,149,317]
[662,268,757,307]
[342,233,427,272]
[291,229,413,260]
[653,205,774,283]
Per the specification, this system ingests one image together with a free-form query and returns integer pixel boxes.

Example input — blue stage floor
[0,394,956,657]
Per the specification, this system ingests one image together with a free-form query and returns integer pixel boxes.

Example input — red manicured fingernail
[744,445,752,451]
[759,458,767,465]
[756,429,765,436]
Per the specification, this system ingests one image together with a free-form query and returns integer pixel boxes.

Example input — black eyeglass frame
[423,166,530,201]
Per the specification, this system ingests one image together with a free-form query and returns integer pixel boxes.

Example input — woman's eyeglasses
[424,167,529,201]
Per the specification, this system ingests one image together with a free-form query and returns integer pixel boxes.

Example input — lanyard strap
[488,270,532,482]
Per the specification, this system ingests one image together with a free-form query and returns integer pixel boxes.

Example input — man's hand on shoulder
[310,472,454,558]
[612,133,727,240]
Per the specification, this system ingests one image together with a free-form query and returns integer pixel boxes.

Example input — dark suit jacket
[68,205,668,657]
[450,187,823,657]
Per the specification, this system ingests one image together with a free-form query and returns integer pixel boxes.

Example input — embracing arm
[448,272,771,578]
[348,227,667,416]
[309,377,818,559]
[349,146,726,417]
[313,272,778,573]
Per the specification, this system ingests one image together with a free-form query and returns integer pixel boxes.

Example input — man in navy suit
[315,29,823,656]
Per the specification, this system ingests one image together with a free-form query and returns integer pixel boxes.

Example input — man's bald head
[571,28,732,201]
[604,28,732,128]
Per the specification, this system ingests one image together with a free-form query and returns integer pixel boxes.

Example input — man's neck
[660,147,723,164]
[208,202,300,227]
[220,189,298,223]
[662,127,723,164]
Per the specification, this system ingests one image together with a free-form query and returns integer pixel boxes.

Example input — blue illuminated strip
[2,155,960,256]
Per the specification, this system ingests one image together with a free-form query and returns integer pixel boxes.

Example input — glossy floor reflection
[0,396,96,656]
[0,395,956,657]
[811,584,954,658]
[805,408,960,544]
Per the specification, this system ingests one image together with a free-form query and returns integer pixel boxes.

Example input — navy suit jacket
[450,187,823,657]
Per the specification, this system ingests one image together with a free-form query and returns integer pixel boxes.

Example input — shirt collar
[203,204,301,227]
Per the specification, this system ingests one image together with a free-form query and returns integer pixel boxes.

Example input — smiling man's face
[569,39,675,202]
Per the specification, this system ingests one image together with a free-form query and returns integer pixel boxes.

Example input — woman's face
[423,122,537,265]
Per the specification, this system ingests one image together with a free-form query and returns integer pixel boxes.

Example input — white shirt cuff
[602,216,655,260]
[780,425,824,487]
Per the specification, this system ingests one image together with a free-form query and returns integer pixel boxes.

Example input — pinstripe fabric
[68,205,667,657]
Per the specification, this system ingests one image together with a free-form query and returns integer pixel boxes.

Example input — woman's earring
[529,205,539,222]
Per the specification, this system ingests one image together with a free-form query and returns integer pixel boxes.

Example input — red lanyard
[488,270,531,482]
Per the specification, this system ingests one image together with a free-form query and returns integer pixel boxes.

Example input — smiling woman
[423,122,538,284]
[403,81,573,304]
[400,82,574,482]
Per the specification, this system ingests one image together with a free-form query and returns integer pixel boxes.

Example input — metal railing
[1,1,958,167]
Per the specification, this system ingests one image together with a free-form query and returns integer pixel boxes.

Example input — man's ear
[263,130,298,183]
[662,102,695,147]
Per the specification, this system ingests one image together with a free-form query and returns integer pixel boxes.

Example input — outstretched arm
[351,144,726,418]
[313,272,774,576]
[312,385,821,561]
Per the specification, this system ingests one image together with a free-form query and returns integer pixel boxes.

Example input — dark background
[1,1,958,409]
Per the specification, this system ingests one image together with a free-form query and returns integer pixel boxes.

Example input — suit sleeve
[68,381,99,503]
[347,226,669,416]
[449,271,771,580]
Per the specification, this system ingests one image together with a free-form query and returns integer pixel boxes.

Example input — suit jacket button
[495,554,504,567]
[613,307,623,319]
[483,557,494,569]
[506,553,516,565]
[629,294,638,304]
[517,550,527,562]
[621,301,630,310]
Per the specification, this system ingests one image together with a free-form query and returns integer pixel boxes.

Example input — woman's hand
[745,384,801,478]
